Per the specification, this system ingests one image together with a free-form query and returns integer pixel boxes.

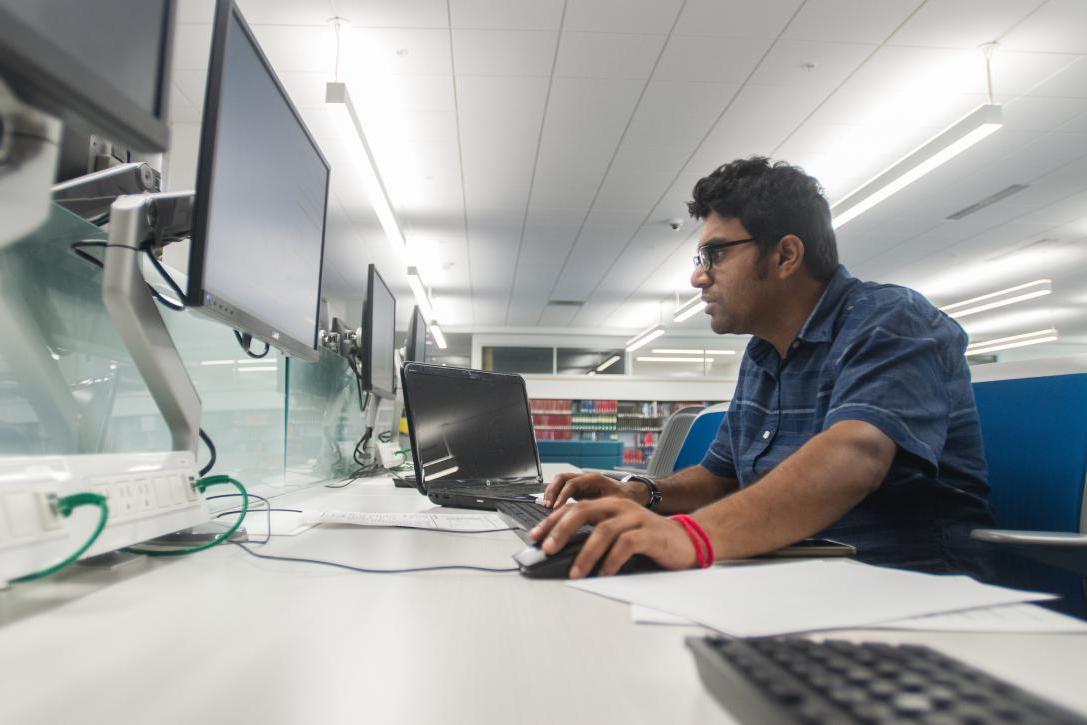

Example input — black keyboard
[495,500,592,541]
[687,635,1086,724]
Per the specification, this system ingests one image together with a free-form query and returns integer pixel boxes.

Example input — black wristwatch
[621,473,662,510]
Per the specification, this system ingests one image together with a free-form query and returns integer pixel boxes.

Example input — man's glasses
[692,238,757,272]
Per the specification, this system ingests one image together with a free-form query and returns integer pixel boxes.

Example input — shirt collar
[745,265,852,368]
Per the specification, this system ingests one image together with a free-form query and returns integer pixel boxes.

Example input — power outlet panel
[0,452,210,583]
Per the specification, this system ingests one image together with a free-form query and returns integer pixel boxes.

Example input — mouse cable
[206,491,300,546]
[230,542,518,574]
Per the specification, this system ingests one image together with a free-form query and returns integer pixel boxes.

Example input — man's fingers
[542,472,576,506]
[599,529,648,577]
[569,514,640,579]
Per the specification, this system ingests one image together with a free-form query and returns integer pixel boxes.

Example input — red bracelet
[671,514,715,568]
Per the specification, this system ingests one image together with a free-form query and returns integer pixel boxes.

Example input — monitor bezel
[0,1,174,151]
[186,0,330,363]
[405,305,427,363]
[362,264,397,400]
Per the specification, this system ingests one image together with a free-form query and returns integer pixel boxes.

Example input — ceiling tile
[450,0,564,30]
[334,0,449,28]
[747,40,876,94]
[1000,0,1087,54]
[550,221,644,299]
[673,0,802,38]
[565,0,683,34]
[250,24,336,73]
[167,84,201,124]
[238,0,335,26]
[594,145,690,212]
[172,23,212,70]
[888,0,1041,49]
[176,0,215,24]
[783,0,922,43]
[452,29,558,76]
[1027,56,1087,99]
[351,28,452,76]
[623,82,741,148]
[554,32,666,79]
[654,35,771,84]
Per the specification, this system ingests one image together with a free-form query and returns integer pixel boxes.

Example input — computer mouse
[513,539,663,579]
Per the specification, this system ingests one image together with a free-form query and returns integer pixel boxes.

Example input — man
[531,157,995,579]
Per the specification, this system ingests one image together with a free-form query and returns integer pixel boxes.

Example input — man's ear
[775,234,806,278]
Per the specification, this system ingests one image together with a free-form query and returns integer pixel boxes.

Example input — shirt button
[791,341,799,349]
[762,430,771,440]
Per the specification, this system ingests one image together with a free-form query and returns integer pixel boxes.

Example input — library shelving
[530,397,711,468]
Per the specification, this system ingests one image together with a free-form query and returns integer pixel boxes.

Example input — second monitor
[362,264,396,399]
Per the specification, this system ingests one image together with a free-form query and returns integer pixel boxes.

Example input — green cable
[123,475,248,558]
[11,493,110,583]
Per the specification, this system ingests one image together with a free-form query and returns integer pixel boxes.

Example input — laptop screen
[402,365,541,487]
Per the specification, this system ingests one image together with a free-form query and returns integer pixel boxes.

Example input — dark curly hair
[687,157,838,281]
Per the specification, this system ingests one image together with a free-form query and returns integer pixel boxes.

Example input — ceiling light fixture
[832,45,1004,229]
[596,355,621,372]
[625,324,664,352]
[966,328,1058,355]
[940,279,1051,319]
[673,293,705,322]
[636,356,710,363]
[652,348,737,356]
[429,322,448,350]
[406,266,436,321]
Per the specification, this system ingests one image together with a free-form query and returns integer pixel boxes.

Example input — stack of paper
[299,510,509,532]
[567,559,1057,638]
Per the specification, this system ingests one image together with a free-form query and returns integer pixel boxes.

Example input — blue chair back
[973,373,1087,533]
[672,403,729,471]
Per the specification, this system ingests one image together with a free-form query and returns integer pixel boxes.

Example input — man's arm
[531,420,895,577]
[542,464,737,513]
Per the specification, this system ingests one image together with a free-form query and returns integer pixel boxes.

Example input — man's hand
[529,498,698,578]
[541,471,645,509]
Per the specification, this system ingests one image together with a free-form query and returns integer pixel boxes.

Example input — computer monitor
[0,0,174,151]
[405,306,427,363]
[186,0,329,362]
[362,264,396,399]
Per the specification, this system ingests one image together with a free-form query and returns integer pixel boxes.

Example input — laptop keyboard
[687,635,1087,724]
[448,481,545,498]
[495,499,590,535]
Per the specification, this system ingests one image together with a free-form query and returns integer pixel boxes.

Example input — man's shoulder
[838,278,950,333]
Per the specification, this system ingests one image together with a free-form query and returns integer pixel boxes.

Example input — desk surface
[1,473,1087,725]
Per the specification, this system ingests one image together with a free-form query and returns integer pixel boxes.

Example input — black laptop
[400,363,548,510]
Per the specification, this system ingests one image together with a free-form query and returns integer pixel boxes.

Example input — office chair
[644,405,704,477]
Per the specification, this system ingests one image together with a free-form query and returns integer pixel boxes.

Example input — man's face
[690,212,771,336]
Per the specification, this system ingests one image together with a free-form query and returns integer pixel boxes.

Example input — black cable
[233,330,270,358]
[141,243,186,310]
[206,491,282,545]
[69,241,184,311]
[231,541,518,574]
[198,428,216,477]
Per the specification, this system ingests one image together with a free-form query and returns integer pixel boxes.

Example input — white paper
[241,511,314,537]
[569,559,1055,638]
[631,600,1087,634]
[871,602,1087,633]
[298,510,510,532]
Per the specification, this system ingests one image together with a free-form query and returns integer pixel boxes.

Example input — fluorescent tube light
[941,279,1051,319]
[326,82,405,249]
[966,328,1058,355]
[673,293,705,322]
[625,327,665,352]
[200,359,236,366]
[636,356,710,363]
[406,266,436,321]
[596,355,621,372]
[237,366,278,373]
[652,348,737,356]
[430,323,448,350]
[832,104,1003,229]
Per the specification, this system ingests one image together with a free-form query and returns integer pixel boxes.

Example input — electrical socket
[0,452,209,583]
[376,442,402,469]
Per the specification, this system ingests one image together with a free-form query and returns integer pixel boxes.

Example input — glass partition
[0,204,364,498]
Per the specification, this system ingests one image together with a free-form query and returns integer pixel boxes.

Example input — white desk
[1,474,1086,725]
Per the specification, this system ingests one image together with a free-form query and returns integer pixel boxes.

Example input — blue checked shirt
[700,266,995,575]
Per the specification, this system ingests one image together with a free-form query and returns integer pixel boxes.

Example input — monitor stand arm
[102,193,201,455]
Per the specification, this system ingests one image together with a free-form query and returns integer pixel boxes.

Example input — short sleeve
[823,302,957,474]
[699,411,738,479]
